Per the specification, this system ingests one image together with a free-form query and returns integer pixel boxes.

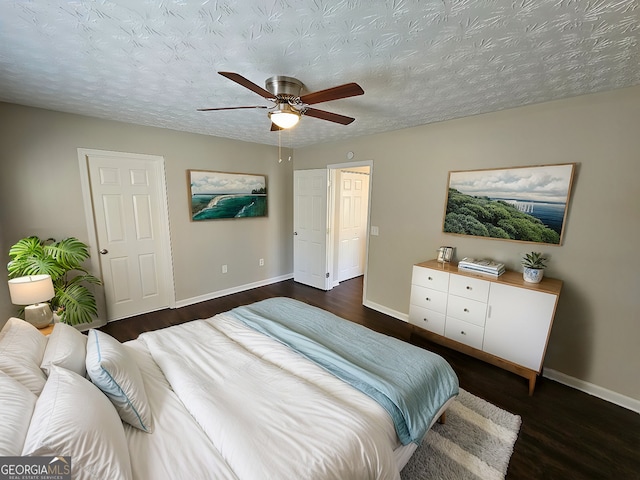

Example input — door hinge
[326,273,330,278]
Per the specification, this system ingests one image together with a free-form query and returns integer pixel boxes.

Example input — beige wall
[0,103,294,328]
[295,85,640,402]
[0,221,8,327]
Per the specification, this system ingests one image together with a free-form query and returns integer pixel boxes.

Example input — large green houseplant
[7,236,102,325]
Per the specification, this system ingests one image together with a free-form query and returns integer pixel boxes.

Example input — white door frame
[78,148,176,321]
[334,169,370,283]
[327,160,373,303]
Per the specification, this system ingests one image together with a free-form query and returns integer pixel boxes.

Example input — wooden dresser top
[416,259,563,295]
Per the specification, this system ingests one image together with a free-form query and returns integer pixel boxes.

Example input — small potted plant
[521,252,547,283]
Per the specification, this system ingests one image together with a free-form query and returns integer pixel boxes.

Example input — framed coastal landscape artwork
[188,170,267,221]
[442,163,576,245]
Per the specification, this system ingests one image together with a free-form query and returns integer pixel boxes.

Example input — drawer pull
[425,297,430,301]
[463,308,469,312]
[460,331,466,335]
[423,318,428,322]
[466,286,472,290]
[428,276,433,281]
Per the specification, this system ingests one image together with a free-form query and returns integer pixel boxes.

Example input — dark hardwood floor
[100,277,640,480]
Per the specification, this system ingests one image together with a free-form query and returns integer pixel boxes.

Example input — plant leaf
[8,256,65,279]
[66,273,102,286]
[56,283,98,325]
[8,236,43,260]
[521,251,547,268]
[7,236,66,280]
[44,237,90,271]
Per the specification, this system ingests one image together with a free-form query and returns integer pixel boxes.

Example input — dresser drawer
[408,304,445,335]
[410,285,448,314]
[445,317,485,350]
[449,273,490,302]
[446,294,488,327]
[411,266,449,292]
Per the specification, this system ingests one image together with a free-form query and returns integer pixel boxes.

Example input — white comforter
[124,341,238,480]
[136,313,401,480]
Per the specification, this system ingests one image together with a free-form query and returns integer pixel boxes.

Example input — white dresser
[409,259,562,394]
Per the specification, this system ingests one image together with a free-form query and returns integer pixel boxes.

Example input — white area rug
[401,389,521,480]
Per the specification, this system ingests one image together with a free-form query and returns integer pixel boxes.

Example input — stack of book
[458,257,505,277]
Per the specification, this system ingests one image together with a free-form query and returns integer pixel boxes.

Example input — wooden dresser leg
[528,374,537,396]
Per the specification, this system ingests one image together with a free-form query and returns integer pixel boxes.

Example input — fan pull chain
[278,130,282,163]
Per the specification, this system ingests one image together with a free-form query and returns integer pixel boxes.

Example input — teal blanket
[230,297,459,445]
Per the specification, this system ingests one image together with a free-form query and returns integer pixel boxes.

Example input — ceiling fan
[198,72,364,131]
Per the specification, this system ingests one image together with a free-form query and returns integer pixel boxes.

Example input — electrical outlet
[221,264,228,274]
[259,258,264,267]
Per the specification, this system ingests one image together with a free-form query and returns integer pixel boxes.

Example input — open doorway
[292,161,372,298]
[328,161,372,292]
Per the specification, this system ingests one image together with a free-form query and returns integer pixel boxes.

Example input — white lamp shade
[8,275,55,305]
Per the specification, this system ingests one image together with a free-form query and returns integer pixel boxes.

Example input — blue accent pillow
[86,329,154,433]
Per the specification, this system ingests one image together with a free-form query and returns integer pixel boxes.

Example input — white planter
[523,267,544,283]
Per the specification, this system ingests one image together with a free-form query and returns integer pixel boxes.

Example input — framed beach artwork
[188,170,267,221]
[442,163,576,245]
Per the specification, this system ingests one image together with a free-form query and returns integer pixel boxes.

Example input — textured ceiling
[0,0,638,148]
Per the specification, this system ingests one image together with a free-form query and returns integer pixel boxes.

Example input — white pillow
[40,322,87,377]
[22,366,133,480]
[86,329,154,432]
[0,370,38,456]
[0,317,48,394]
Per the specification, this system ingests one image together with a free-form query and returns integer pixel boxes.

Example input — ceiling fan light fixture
[203,72,363,131]
[269,104,300,129]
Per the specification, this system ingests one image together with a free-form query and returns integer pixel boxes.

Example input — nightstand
[38,323,54,336]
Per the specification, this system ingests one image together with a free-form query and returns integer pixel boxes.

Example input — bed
[0,297,459,480]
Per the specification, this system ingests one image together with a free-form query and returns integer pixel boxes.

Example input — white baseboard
[363,299,409,323]
[543,368,640,414]
[76,317,107,332]
[364,298,640,414]
[174,273,294,309]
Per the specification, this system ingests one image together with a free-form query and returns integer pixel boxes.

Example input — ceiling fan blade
[299,83,364,105]
[303,108,355,125]
[218,72,275,99]
[197,106,268,111]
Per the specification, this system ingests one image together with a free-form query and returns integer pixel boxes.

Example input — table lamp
[8,274,55,328]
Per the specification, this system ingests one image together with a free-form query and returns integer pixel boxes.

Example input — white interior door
[83,151,174,321]
[337,170,369,282]
[293,169,330,290]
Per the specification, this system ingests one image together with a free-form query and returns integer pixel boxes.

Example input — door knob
[99,249,108,255]
[293,232,298,235]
